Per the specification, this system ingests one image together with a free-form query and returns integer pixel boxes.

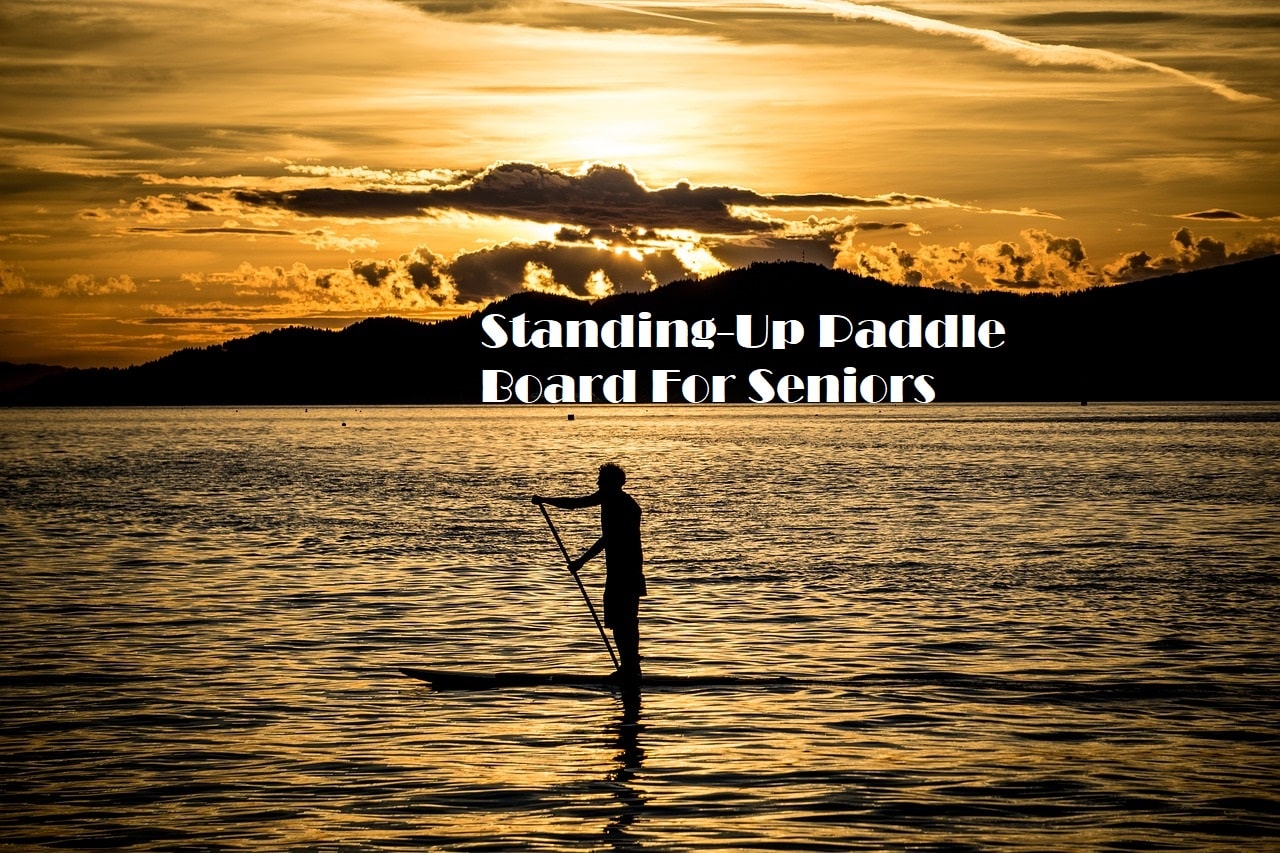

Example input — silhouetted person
[533,463,645,683]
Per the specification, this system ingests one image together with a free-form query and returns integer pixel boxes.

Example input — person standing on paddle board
[533,463,646,682]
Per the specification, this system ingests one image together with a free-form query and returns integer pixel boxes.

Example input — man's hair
[599,463,626,487]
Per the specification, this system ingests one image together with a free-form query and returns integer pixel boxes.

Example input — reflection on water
[0,404,1277,850]
[607,693,645,848]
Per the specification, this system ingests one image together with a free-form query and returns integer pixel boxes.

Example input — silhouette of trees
[4,256,1275,404]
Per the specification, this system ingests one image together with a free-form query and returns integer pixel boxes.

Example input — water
[1,404,1277,851]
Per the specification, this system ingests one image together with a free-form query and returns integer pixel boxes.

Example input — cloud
[1,262,138,298]
[971,231,1090,290]
[1103,228,1280,283]
[0,260,31,294]
[393,0,515,18]
[444,237,695,301]
[1007,10,1280,31]
[299,229,380,253]
[163,224,740,316]
[767,0,1266,103]
[123,159,1280,307]
[124,222,379,253]
[122,162,1055,279]
[1005,11,1184,27]
[347,247,454,298]
[179,253,463,316]
[518,262,593,299]
[105,188,384,252]
[836,241,974,290]
[566,0,715,27]
[835,228,1098,291]
[280,163,464,187]
[1175,209,1258,221]
[174,238,693,315]
[63,273,139,297]
[835,226,1280,291]
[128,225,295,237]
[232,161,959,233]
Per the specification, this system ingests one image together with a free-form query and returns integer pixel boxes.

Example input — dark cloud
[128,226,294,236]
[233,187,420,219]
[975,241,1038,289]
[336,237,709,303]
[233,162,943,234]
[393,0,516,17]
[401,249,449,292]
[711,236,838,269]
[1042,234,1088,270]
[855,221,915,231]
[704,214,916,269]
[0,3,147,52]
[1006,11,1184,27]
[1198,13,1280,29]
[345,248,454,300]
[348,260,386,290]
[1004,10,1280,31]
[0,163,125,198]
[447,241,690,301]
[555,226,597,243]
[1176,209,1256,221]
[0,128,93,146]
[388,0,717,35]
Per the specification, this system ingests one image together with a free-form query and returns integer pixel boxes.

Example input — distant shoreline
[4,258,1277,405]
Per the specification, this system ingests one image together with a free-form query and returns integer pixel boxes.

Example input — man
[533,463,645,682]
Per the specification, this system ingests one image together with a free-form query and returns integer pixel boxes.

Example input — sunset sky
[2,0,1278,366]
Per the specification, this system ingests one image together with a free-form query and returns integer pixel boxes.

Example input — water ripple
[1,405,1277,851]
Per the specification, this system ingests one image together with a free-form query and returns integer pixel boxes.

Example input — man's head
[598,463,626,490]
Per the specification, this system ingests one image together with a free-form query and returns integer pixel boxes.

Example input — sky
[2,0,1278,367]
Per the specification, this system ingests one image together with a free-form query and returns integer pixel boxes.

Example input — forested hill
[4,255,1276,404]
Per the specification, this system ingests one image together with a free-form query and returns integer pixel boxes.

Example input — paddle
[537,502,621,673]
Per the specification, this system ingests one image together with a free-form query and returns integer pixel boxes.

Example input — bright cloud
[836,227,1280,291]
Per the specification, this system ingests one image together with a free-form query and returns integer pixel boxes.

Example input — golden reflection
[604,692,647,846]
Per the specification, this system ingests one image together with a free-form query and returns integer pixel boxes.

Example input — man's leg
[612,602,641,681]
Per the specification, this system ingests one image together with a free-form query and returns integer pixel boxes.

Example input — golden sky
[2,0,1278,366]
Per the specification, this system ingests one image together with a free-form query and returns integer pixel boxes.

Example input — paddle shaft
[538,503,621,672]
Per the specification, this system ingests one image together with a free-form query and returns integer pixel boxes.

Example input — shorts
[603,587,640,629]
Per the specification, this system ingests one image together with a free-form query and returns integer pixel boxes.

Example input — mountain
[3,256,1276,405]
[0,362,70,394]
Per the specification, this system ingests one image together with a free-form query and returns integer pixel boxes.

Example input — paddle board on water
[399,667,801,691]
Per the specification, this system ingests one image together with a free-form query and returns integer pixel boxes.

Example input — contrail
[771,0,1266,103]
[566,0,717,26]
[582,0,1265,103]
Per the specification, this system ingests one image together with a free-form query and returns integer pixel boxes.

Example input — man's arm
[532,492,603,510]
[531,492,605,572]
[570,536,606,574]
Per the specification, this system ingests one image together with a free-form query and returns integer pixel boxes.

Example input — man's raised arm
[532,492,603,509]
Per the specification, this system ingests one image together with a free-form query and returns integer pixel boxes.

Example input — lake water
[1,404,1278,851]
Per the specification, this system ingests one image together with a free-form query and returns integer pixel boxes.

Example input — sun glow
[4,0,1280,367]
[574,118,674,165]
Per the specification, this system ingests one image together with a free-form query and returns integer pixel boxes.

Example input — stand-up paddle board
[400,667,801,691]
